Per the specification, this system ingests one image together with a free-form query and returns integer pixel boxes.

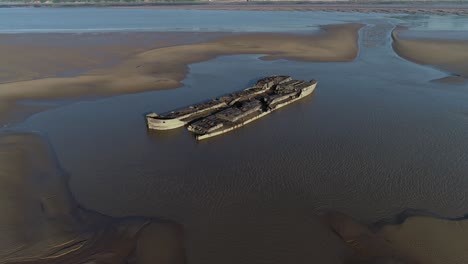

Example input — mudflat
[0,132,185,264]
[392,27,468,83]
[325,210,468,264]
[0,23,362,124]
[2,10,468,264]
[0,32,232,83]
[3,132,468,264]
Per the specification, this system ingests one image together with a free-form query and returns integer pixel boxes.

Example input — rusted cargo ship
[146,76,317,140]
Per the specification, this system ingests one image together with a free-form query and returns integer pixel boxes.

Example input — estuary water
[2,7,468,33]
[2,8,468,264]
[0,8,372,33]
[8,15,468,263]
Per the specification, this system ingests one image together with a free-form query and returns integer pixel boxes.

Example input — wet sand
[3,132,468,264]
[0,23,362,125]
[0,32,232,84]
[0,132,185,264]
[2,14,468,264]
[392,27,468,84]
[325,210,468,264]
[379,214,468,264]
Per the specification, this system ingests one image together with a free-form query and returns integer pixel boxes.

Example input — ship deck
[146,76,317,139]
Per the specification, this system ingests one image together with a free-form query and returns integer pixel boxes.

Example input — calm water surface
[4,10,468,264]
[2,7,468,33]
[0,8,374,33]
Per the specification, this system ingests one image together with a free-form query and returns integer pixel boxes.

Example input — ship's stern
[146,113,186,130]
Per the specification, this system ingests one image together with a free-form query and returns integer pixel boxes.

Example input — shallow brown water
[8,19,468,264]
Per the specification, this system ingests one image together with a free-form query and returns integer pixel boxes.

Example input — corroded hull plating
[196,82,316,140]
[145,76,317,140]
[146,102,227,130]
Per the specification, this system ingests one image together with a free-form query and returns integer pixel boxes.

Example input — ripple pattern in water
[13,19,468,264]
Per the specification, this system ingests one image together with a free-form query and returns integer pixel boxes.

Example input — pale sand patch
[0,23,362,125]
[0,32,231,83]
[379,216,468,264]
[392,27,468,83]
[0,132,185,264]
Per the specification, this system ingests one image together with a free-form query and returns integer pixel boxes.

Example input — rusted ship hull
[145,76,317,140]
[194,82,316,140]
[146,113,187,130]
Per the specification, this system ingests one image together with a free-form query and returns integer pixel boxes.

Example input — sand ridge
[0,32,233,84]
[0,23,363,125]
[392,27,468,84]
[3,132,468,264]
[0,132,185,264]
[325,210,468,264]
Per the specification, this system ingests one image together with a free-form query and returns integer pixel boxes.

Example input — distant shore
[1,2,468,15]
[129,2,468,15]
[0,1,205,8]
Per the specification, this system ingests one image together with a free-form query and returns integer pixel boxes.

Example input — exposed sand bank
[0,32,232,84]
[0,132,185,264]
[3,132,468,264]
[392,27,468,84]
[0,23,362,125]
[0,132,349,264]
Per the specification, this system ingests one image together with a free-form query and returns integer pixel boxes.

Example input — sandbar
[0,132,185,264]
[392,27,468,84]
[3,131,468,264]
[0,31,232,84]
[324,210,468,264]
[0,23,362,125]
